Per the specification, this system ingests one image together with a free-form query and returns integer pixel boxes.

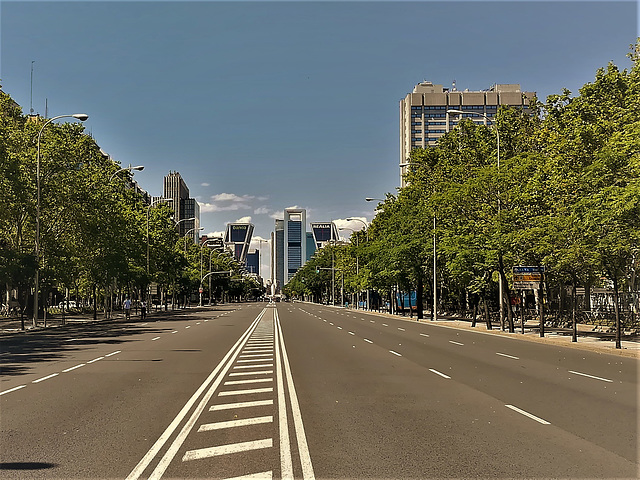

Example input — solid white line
[210,399,274,411]
[87,356,104,364]
[182,439,273,461]
[364,339,373,344]
[152,337,161,341]
[105,351,121,357]
[449,341,464,346]
[276,309,315,480]
[429,369,451,379]
[505,404,550,425]
[568,370,613,383]
[62,364,85,372]
[275,308,293,479]
[33,373,59,383]
[225,378,273,385]
[420,333,429,337]
[389,350,402,357]
[197,416,273,432]
[127,309,265,480]
[496,352,519,360]
[0,385,26,396]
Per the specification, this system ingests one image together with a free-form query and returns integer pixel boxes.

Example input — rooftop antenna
[452,79,457,92]
[30,61,35,114]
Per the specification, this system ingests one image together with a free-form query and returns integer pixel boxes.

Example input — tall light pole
[199,238,218,306]
[447,109,503,328]
[346,218,369,309]
[339,227,359,309]
[109,164,144,181]
[184,226,204,252]
[33,113,88,326]
[146,198,173,274]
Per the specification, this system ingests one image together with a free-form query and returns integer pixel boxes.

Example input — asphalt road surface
[0,302,637,479]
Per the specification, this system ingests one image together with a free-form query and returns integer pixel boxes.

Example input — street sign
[513,266,544,289]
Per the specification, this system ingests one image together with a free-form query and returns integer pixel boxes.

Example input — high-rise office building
[284,208,306,284]
[224,222,254,263]
[399,81,535,186]
[310,222,339,251]
[163,171,200,243]
[272,209,308,288]
[246,250,259,276]
[273,220,284,292]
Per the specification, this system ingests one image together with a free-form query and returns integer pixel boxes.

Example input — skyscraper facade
[163,171,200,243]
[273,220,284,292]
[284,208,306,284]
[399,81,535,186]
[224,222,254,263]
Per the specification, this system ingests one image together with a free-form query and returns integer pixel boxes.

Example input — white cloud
[233,216,252,224]
[199,202,251,213]
[201,182,210,187]
[211,193,255,202]
[253,206,271,215]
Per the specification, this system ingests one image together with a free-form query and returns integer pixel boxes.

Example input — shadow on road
[0,307,234,377]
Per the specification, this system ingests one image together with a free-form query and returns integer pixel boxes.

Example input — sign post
[513,266,545,336]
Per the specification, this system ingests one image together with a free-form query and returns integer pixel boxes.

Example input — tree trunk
[539,271,545,337]
[498,255,514,332]
[572,280,578,342]
[612,275,621,349]
[93,284,97,320]
[471,297,478,328]
[483,295,492,330]
[417,276,424,320]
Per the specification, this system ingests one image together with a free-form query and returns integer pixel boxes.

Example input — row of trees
[285,41,640,349]
[0,87,263,327]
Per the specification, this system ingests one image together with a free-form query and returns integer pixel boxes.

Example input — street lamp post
[339,227,359,309]
[208,246,224,305]
[346,218,369,309]
[199,238,218,306]
[33,113,88,326]
[184,226,204,252]
[109,164,144,182]
[146,198,173,274]
[145,198,173,306]
[447,109,503,329]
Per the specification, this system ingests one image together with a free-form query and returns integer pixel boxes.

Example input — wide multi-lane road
[0,302,637,479]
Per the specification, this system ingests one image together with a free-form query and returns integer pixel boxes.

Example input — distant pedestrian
[124,298,131,320]
[140,300,147,319]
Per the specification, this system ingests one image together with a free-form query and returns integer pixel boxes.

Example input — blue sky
[1,0,637,277]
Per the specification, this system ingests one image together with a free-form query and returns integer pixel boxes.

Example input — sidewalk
[336,305,640,359]
[0,305,199,336]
